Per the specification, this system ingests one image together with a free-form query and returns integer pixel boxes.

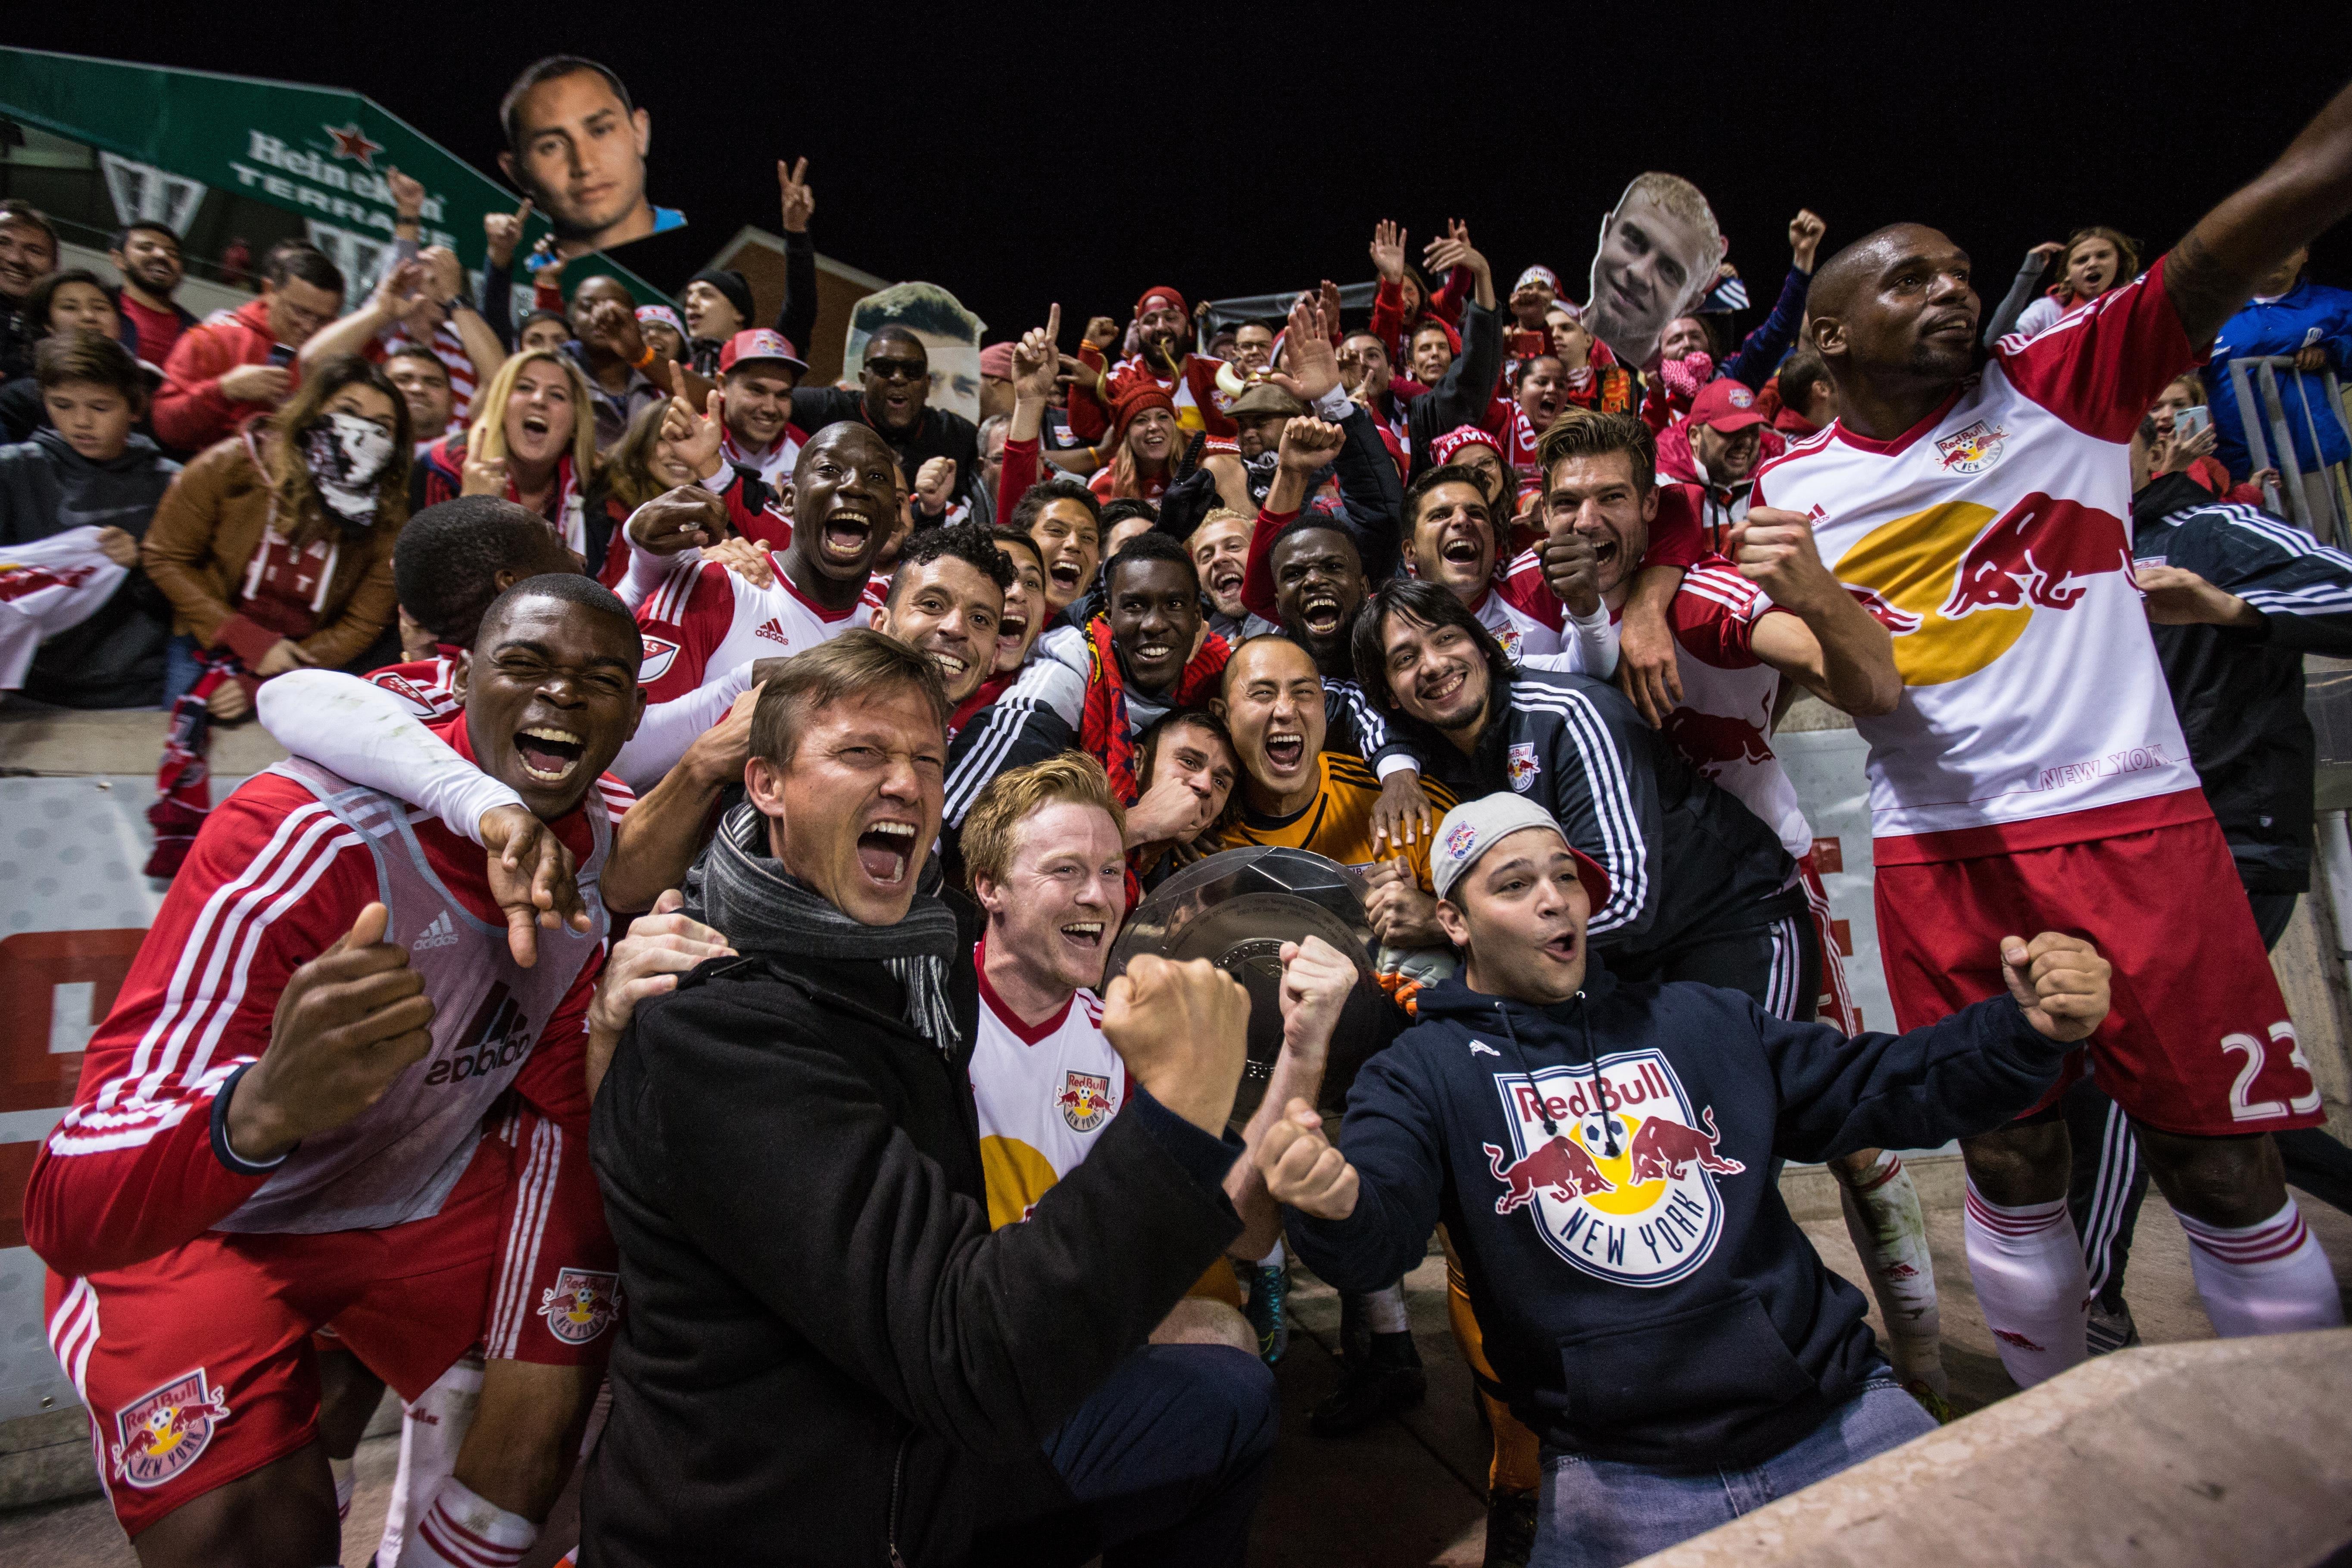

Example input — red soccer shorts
[1873,815,2324,1137]
[44,1110,616,1536]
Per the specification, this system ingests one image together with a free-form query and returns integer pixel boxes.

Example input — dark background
[10,6,2350,340]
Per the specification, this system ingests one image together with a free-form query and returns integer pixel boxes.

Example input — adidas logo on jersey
[412,911,460,951]
[753,617,793,646]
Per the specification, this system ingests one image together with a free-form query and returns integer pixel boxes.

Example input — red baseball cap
[718,328,808,377]
[1688,379,1765,433]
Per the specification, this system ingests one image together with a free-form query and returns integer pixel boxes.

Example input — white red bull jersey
[363,647,465,720]
[1468,580,1563,664]
[0,527,127,689]
[721,425,803,493]
[966,941,1123,1229]
[633,551,882,705]
[1751,262,2201,860]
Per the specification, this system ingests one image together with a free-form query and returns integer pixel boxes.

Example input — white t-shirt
[1751,262,2202,861]
[967,941,1123,1229]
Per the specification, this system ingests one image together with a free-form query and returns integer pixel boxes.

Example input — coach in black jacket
[586,633,1271,1566]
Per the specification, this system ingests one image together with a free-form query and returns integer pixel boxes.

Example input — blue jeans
[161,632,204,705]
[1531,1374,1935,1568]
[970,1343,1279,1568]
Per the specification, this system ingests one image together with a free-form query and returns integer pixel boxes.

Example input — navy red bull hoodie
[1286,961,2067,1469]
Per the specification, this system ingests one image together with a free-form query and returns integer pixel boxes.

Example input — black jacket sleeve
[790,385,863,432]
[774,229,819,355]
[1411,299,1505,478]
[621,989,1242,1461]
[1285,1043,1448,1295]
[945,695,1078,828]
[480,257,516,349]
[1756,993,2069,1164]
[1331,405,1405,583]
[1530,679,1664,945]
[2172,504,2352,657]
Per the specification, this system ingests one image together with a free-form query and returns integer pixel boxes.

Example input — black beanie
[684,268,755,336]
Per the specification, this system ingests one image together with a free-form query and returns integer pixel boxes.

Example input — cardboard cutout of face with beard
[1583,173,1725,371]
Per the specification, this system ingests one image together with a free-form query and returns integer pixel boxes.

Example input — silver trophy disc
[1107,846,1381,1124]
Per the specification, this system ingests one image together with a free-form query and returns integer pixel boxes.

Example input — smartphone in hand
[2172,405,2210,443]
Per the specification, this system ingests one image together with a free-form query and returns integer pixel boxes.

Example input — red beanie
[1134,285,1188,321]
[1111,382,1177,442]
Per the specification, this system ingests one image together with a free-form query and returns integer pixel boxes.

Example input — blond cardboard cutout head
[1584,173,1726,371]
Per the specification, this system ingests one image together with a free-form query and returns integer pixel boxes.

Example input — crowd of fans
[5,53,2352,1568]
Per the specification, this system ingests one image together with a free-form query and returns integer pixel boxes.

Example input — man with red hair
[1070,286,1238,442]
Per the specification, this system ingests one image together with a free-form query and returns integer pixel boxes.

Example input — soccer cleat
[1310,1332,1426,1437]
[1482,1487,1538,1568]
[1903,1378,1956,1424]
[2085,1301,2140,1356]
[1242,1261,1289,1364]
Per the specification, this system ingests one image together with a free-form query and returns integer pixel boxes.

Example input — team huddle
[16,62,2352,1568]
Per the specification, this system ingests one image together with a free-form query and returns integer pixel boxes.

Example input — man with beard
[1070,285,1238,442]
[872,522,1013,715]
[1583,172,1727,371]
[625,422,895,711]
[28,576,643,1567]
[1655,380,1769,546]
[1752,78,2352,1383]
[496,57,682,261]
[792,325,985,521]
[1230,382,1307,467]
[714,328,808,490]
[109,221,195,370]
[586,633,1277,1565]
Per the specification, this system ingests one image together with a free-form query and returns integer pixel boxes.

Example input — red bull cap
[719,328,808,377]
[1432,794,1611,911]
[1687,379,1766,433]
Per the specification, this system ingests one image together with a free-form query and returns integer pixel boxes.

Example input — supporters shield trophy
[1107,846,1385,1124]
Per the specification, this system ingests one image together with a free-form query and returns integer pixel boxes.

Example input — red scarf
[146,648,246,878]
[1078,616,1229,804]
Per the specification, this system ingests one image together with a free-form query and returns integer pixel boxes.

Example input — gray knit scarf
[685,801,964,1054]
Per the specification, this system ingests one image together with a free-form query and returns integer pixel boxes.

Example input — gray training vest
[214,757,610,1234]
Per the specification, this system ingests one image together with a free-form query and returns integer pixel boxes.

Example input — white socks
[381,1357,482,1567]
[403,1476,538,1568]
[1837,1152,1946,1396]
[1255,1240,1285,1269]
[2177,1198,2346,1337]
[1362,1282,1410,1336]
[1963,1180,2088,1388]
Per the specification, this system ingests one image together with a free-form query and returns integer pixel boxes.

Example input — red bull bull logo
[537,1266,621,1345]
[111,1369,232,1489]
[1832,492,2132,686]
[0,559,100,602]
[1056,1070,1112,1132]
[1482,1051,1737,1286]
[1661,698,1775,776]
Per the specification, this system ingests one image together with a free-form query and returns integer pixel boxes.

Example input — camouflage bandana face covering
[299,410,396,532]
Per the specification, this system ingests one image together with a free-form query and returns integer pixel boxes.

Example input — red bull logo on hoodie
[1831,491,2132,686]
[1482,1051,1743,1287]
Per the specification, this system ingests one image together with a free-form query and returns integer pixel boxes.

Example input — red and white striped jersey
[1751,262,2202,859]
[21,718,613,1278]
[1467,578,1563,663]
[633,552,881,704]
[364,646,465,720]
[390,321,478,431]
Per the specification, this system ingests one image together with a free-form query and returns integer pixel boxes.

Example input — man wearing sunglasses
[792,324,986,524]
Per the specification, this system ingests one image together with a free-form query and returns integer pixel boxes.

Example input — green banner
[0,46,665,302]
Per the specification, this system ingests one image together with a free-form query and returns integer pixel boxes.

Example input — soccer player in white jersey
[624,422,898,706]
[959,752,1358,1352]
[1752,78,2352,1384]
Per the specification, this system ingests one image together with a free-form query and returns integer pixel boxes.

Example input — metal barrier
[2223,354,2351,545]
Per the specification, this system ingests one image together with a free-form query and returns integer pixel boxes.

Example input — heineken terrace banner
[0,47,664,302]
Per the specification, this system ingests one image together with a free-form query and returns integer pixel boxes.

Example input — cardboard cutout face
[1584,174,1725,371]
[845,283,988,423]
[499,59,686,263]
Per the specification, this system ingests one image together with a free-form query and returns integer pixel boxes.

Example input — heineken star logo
[324,123,382,167]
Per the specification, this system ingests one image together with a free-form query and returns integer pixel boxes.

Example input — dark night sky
[9,6,2350,340]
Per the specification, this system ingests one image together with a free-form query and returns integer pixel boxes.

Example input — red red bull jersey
[631,551,882,705]
[966,940,1123,1230]
[1752,262,2203,859]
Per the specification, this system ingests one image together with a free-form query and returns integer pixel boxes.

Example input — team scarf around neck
[1079,615,1229,804]
[686,801,964,1054]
